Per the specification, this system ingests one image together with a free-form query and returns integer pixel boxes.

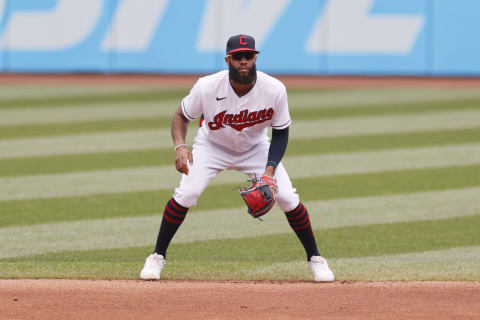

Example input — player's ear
[225,56,230,66]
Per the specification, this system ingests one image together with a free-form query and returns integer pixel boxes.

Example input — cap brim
[227,48,260,54]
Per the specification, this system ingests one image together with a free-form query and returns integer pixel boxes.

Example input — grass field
[1,84,479,281]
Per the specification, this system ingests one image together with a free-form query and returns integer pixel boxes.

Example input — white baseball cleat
[140,253,165,280]
[309,256,335,282]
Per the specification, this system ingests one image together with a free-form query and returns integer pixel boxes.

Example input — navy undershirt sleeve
[267,127,289,169]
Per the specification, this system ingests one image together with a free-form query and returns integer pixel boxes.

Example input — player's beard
[229,61,257,85]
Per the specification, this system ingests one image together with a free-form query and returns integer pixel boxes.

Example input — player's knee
[276,188,299,213]
[173,188,202,208]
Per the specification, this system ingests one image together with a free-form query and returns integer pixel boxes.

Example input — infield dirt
[1,280,479,319]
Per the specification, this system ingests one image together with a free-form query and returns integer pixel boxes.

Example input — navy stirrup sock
[285,202,320,260]
[154,198,188,257]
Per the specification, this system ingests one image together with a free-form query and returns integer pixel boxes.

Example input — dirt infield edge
[1,280,479,320]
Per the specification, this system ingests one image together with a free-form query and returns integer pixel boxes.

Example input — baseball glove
[239,176,278,219]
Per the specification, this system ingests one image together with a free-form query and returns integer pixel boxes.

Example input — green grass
[1,85,480,281]
[1,215,479,280]
[2,128,480,177]
[0,149,169,177]
[0,89,187,109]
[0,117,173,140]
[291,96,480,119]
[1,164,479,228]
[1,95,478,140]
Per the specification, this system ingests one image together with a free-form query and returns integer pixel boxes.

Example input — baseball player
[140,34,334,282]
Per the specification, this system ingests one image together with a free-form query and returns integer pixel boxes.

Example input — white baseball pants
[173,136,300,212]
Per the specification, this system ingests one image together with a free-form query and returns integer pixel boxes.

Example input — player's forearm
[265,127,289,176]
[264,166,276,177]
[171,105,189,147]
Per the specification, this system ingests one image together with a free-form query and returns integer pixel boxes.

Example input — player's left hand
[258,175,277,201]
[239,175,278,219]
[262,167,277,201]
[175,146,193,175]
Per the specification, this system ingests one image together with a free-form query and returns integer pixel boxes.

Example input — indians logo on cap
[208,108,274,131]
[239,36,248,45]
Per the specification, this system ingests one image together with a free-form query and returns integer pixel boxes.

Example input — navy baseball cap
[226,34,260,54]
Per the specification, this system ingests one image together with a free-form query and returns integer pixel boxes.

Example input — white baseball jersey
[174,69,299,211]
[181,70,291,152]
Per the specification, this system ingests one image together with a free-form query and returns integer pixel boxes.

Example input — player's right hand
[174,146,193,175]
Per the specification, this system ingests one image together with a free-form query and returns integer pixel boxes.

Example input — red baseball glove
[239,176,278,219]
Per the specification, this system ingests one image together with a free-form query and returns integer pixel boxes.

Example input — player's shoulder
[257,71,287,92]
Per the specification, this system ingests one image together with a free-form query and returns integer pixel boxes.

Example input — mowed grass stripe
[0,148,169,177]
[286,127,480,156]
[289,110,480,139]
[287,88,480,109]
[1,98,479,138]
[1,86,476,109]
[2,143,480,201]
[1,215,479,280]
[292,99,479,119]
[2,109,480,159]
[3,247,479,281]
[251,246,480,281]
[0,88,187,110]
[2,165,480,227]
[1,187,479,258]
[3,128,480,177]
[0,129,196,159]
[329,246,480,281]
[0,117,173,140]
[0,86,166,100]
[2,102,479,140]
[0,101,177,127]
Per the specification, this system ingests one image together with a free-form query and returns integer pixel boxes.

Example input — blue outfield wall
[0,0,479,75]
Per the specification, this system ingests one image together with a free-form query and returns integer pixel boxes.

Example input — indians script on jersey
[208,108,274,131]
